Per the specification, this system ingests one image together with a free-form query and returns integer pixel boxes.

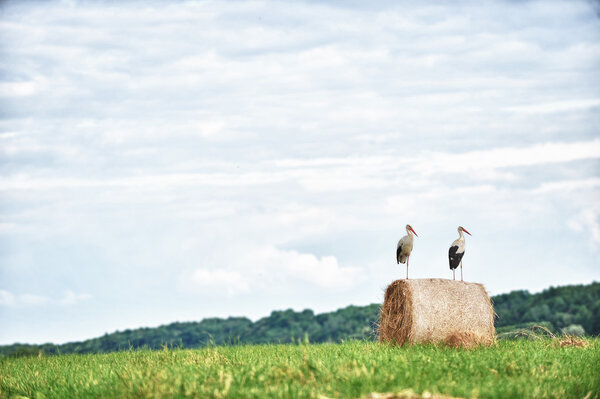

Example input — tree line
[1,281,597,357]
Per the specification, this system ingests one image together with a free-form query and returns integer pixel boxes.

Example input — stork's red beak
[463,228,472,236]
[411,227,418,237]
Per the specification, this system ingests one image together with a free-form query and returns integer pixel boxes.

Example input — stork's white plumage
[396,224,418,279]
[448,226,471,281]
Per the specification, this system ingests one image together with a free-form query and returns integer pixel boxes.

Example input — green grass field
[1,339,598,399]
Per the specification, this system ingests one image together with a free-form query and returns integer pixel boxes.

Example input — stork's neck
[406,227,414,238]
[457,230,465,240]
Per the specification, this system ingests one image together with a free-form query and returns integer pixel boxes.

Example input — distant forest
[1,281,598,357]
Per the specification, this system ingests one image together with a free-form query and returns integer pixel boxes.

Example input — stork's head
[406,224,418,237]
[458,226,471,236]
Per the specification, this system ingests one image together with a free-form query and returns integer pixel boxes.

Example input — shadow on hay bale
[379,278,495,348]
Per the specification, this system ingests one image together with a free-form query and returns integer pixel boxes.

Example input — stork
[448,226,471,281]
[396,224,418,279]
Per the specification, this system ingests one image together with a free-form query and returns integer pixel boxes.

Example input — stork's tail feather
[449,258,460,270]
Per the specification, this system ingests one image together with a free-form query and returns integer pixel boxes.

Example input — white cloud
[0,81,38,97]
[248,247,363,289]
[4,138,586,194]
[568,205,600,250]
[505,99,600,114]
[59,290,92,305]
[265,140,600,193]
[191,269,250,296]
[0,291,48,307]
[19,293,50,306]
[187,246,363,297]
[0,290,91,307]
[416,140,600,177]
[0,290,15,306]
[532,178,600,194]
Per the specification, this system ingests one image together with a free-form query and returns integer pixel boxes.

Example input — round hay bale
[379,278,495,347]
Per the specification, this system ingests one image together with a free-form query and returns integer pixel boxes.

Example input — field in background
[2,281,598,357]
[1,339,598,399]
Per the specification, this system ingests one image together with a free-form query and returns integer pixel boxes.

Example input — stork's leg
[453,269,455,280]
[460,261,463,282]
[406,256,409,280]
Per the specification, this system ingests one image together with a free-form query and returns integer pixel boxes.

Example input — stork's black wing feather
[396,244,403,264]
[448,246,464,270]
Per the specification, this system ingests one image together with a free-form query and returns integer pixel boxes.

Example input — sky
[0,0,599,345]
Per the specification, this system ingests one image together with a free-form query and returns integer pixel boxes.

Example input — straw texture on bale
[379,278,495,347]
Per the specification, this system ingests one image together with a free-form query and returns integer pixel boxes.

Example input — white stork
[396,224,418,279]
[448,226,471,281]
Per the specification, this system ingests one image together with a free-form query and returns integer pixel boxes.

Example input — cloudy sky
[1,0,599,345]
